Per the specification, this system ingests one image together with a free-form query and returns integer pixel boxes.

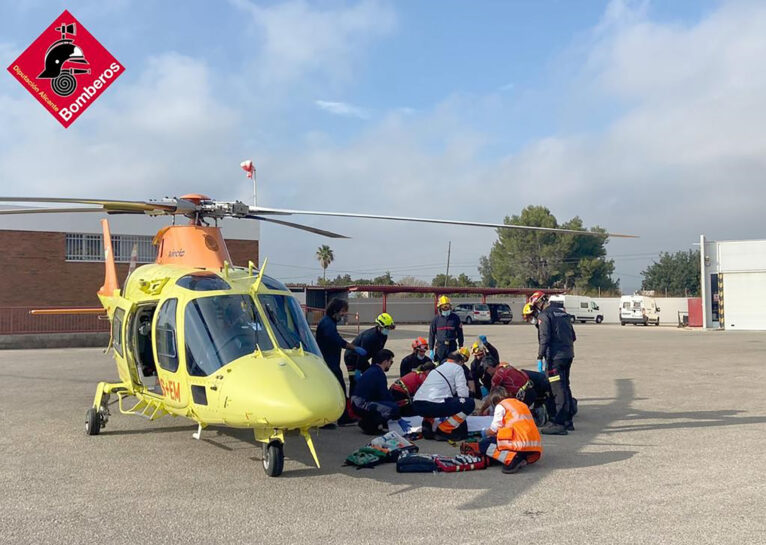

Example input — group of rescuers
[315,292,577,474]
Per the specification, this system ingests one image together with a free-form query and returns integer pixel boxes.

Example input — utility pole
[444,241,451,288]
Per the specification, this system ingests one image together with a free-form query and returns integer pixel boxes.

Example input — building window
[65,233,157,263]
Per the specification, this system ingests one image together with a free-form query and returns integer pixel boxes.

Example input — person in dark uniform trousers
[315,298,367,426]
[531,291,576,435]
[428,296,464,363]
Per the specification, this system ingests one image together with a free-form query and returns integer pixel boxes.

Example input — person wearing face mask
[399,337,432,377]
[344,312,395,395]
[428,296,464,363]
[315,298,367,426]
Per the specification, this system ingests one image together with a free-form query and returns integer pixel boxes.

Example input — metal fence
[0,307,110,335]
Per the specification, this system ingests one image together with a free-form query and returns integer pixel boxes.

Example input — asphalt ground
[1,323,765,545]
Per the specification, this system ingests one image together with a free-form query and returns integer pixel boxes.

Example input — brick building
[0,211,259,308]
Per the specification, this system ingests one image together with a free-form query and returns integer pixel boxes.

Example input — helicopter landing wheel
[85,408,101,436]
[262,441,284,477]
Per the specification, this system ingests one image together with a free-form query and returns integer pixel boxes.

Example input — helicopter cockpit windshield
[184,294,272,377]
[258,294,322,357]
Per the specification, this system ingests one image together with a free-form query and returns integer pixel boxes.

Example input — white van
[620,295,661,326]
[549,295,604,324]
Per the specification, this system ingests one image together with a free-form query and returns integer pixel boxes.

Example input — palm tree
[316,245,334,284]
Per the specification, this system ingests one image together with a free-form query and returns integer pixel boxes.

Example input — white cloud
[231,0,396,87]
[315,100,370,119]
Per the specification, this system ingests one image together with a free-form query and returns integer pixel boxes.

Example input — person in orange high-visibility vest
[477,387,543,474]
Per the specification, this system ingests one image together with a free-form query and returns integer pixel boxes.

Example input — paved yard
[1,324,764,544]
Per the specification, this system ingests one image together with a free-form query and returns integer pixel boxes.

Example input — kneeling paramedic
[475,387,542,474]
[351,349,400,435]
[389,361,435,416]
[412,348,475,441]
[469,337,499,399]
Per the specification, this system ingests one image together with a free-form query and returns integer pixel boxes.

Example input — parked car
[620,295,661,326]
[548,295,604,324]
[454,303,492,324]
[486,303,513,324]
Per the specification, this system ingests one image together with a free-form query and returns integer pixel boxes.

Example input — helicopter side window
[155,298,179,372]
[258,294,322,357]
[112,307,125,357]
[184,295,272,377]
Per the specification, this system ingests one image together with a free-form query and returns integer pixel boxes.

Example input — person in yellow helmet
[522,302,538,324]
[428,295,464,363]
[344,312,395,397]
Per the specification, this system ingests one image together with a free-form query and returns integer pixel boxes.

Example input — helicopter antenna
[241,160,256,206]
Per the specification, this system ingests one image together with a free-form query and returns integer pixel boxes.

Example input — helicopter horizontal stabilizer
[29,308,105,315]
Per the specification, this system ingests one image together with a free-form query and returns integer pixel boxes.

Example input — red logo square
[7,10,125,128]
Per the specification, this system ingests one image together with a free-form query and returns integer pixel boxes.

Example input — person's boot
[421,418,435,440]
[540,422,568,435]
[565,422,575,431]
[502,458,527,474]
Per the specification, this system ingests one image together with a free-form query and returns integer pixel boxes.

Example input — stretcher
[387,415,494,435]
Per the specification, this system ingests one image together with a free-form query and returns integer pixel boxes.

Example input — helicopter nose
[218,352,345,428]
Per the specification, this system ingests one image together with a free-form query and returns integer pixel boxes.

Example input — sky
[2,0,764,293]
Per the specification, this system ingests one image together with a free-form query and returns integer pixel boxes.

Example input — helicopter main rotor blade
[247,215,349,239]
[251,206,639,238]
[0,197,180,214]
[0,207,106,215]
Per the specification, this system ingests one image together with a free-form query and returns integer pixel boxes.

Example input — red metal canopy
[304,284,565,313]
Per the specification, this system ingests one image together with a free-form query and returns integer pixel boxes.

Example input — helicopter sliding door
[126,302,159,391]
[110,296,142,388]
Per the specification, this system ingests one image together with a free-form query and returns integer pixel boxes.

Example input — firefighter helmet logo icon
[7,9,124,127]
[37,22,91,97]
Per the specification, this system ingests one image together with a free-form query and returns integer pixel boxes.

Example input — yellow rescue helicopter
[0,181,635,477]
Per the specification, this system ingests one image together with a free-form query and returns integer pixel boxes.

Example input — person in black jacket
[399,336,432,377]
[315,298,367,395]
[468,337,499,399]
[315,298,367,426]
[344,313,395,395]
[351,349,399,434]
[428,296,464,363]
[534,292,576,435]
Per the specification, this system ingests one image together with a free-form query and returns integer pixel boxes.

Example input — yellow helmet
[457,346,470,362]
[375,312,395,328]
[522,303,535,319]
[471,341,485,354]
[437,295,451,308]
